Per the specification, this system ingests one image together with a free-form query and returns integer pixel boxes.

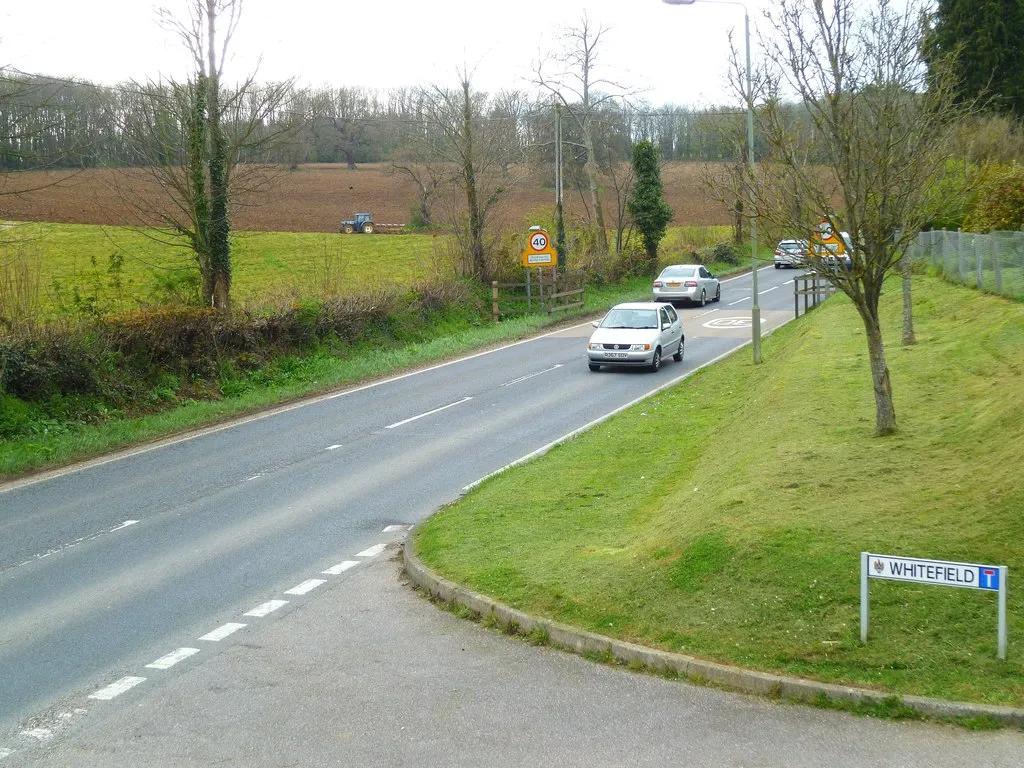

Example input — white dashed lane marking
[88,676,146,700]
[198,623,247,642]
[14,519,140,570]
[382,524,411,533]
[244,599,289,617]
[385,397,473,429]
[326,444,342,450]
[0,747,14,759]
[145,647,200,670]
[284,579,326,596]
[19,729,51,742]
[322,560,359,575]
[356,543,386,558]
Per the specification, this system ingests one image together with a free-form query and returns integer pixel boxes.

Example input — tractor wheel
[342,224,354,234]
[362,222,375,234]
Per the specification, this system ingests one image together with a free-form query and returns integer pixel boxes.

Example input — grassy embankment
[0,222,744,478]
[414,275,1024,707]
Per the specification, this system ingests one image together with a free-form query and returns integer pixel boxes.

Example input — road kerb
[403,540,1024,727]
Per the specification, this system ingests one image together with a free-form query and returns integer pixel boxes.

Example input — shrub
[698,241,741,266]
[963,164,1024,232]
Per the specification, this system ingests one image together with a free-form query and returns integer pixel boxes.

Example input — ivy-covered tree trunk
[187,76,214,304]
[460,78,487,281]
[205,1,231,311]
[627,140,673,274]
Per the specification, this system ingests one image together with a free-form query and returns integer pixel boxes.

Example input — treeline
[0,71,767,172]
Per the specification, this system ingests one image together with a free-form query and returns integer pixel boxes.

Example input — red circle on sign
[530,232,549,251]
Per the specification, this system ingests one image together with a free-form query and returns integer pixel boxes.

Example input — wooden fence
[491,269,585,322]
[793,271,837,317]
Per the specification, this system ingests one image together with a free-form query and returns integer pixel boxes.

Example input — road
[7,266,1012,766]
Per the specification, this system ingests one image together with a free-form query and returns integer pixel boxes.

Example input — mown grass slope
[414,275,1024,705]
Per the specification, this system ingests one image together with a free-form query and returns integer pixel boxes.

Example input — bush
[698,242,741,266]
[963,164,1024,233]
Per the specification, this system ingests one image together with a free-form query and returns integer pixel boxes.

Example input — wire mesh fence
[909,230,1024,300]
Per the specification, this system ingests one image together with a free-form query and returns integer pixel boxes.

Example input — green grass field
[414,276,1024,706]
[0,222,441,318]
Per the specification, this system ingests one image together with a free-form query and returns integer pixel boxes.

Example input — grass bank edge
[413,275,1024,708]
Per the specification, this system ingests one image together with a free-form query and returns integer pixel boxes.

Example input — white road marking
[691,308,718,319]
[326,444,342,450]
[198,623,247,642]
[758,286,779,295]
[385,397,473,429]
[245,474,263,482]
[382,524,410,533]
[284,579,326,595]
[88,676,146,700]
[145,647,200,670]
[356,543,386,558]
[15,520,141,570]
[727,296,750,306]
[322,560,359,575]
[501,364,563,387]
[244,599,289,617]
[0,747,14,759]
[19,729,51,742]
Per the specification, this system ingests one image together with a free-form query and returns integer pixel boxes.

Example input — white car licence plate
[605,352,629,358]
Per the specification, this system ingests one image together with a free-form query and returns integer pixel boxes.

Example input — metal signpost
[861,552,1008,659]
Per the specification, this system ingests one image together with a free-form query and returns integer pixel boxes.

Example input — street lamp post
[663,0,762,363]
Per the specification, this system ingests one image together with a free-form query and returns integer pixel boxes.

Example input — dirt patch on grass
[1,163,732,233]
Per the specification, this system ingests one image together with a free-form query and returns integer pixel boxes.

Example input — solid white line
[244,599,290,617]
[88,676,146,700]
[501,364,563,387]
[385,397,472,429]
[198,622,247,642]
[108,520,139,532]
[146,647,200,670]
[326,444,342,450]
[322,560,360,575]
[382,524,410,533]
[284,578,326,595]
[356,543,386,558]
[727,296,751,306]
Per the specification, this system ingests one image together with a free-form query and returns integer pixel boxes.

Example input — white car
[587,302,684,372]
[774,239,808,268]
[652,264,721,306]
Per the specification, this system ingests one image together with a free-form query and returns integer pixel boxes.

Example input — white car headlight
[630,344,651,351]
[588,342,601,350]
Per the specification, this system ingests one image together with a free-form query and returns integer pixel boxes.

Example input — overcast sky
[1,0,772,107]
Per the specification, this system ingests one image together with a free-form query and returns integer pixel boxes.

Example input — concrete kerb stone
[403,540,1024,727]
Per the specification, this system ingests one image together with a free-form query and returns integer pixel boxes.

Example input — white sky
[0,0,771,108]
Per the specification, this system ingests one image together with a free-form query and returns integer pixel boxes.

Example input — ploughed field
[0,162,731,232]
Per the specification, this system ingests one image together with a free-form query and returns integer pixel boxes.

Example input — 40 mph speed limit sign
[522,227,557,267]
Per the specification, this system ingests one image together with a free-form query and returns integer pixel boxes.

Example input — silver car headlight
[588,342,601,350]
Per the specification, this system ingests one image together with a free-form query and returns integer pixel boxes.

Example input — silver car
[652,264,721,306]
[774,239,808,268]
[587,302,684,372]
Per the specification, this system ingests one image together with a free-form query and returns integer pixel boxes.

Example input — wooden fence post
[492,281,499,323]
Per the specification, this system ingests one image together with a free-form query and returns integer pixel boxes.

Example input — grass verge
[413,275,1024,707]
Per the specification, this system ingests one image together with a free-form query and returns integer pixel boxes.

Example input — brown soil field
[0,163,731,233]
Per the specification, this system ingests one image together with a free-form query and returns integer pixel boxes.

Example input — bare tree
[415,70,511,281]
[533,13,630,261]
[111,0,295,309]
[745,0,965,435]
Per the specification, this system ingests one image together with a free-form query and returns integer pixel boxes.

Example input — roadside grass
[413,275,1024,706]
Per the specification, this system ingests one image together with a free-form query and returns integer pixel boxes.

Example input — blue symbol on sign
[978,567,1000,591]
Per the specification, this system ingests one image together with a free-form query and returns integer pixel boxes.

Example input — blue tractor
[339,213,376,234]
